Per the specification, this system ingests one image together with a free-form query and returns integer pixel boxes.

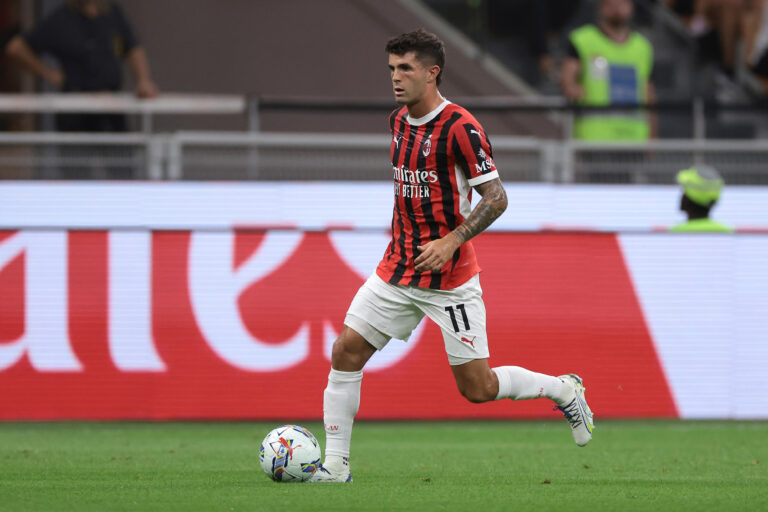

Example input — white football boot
[306,456,353,483]
[556,374,594,446]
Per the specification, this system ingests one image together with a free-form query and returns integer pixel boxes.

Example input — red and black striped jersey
[375,100,499,290]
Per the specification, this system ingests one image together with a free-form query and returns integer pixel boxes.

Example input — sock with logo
[492,366,567,404]
[323,368,363,460]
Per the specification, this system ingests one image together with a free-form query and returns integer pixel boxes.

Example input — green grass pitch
[1,421,766,511]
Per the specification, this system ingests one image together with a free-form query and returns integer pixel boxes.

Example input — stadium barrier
[0,132,165,180]
[3,92,768,183]
[0,93,245,133]
[1,183,767,420]
[4,131,768,184]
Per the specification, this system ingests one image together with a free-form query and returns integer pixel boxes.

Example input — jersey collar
[406,98,451,126]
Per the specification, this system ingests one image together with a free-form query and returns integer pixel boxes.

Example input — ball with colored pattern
[258,425,321,482]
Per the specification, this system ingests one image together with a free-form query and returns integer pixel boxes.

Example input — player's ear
[427,64,440,84]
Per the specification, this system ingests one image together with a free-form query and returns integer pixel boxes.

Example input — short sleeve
[452,122,499,187]
[113,4,139,53]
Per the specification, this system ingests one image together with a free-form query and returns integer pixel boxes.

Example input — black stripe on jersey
[437,112,462,231]
[409,116,441,286]
[451,237,461,272]
[387,208,396,262]
[387,112,408,263]
[388,204,400,265]
[391,122,421,284]
[436,112,463,279]
[453,135,472,180]
[463,122,490,152]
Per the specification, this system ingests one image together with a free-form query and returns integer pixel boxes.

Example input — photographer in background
[4,0,158,132]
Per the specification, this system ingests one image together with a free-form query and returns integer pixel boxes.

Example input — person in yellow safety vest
[560,0,657,140]
[670,166,734,233]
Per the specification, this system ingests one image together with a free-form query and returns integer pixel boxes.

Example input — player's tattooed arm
[414,178,507,272]
[450,178,508,245]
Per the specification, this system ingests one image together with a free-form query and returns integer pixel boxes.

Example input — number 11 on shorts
[445,304,470,332]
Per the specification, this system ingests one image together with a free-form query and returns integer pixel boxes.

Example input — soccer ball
[258,424,321,482]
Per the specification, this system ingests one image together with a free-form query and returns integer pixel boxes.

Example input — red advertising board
[0,229,677,420]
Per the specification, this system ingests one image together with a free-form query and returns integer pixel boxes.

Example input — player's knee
[458,382,496,404]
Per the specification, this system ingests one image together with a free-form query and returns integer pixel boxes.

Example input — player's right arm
[414,120,507,273]
[413,178,506,272]
[450,178,507,245]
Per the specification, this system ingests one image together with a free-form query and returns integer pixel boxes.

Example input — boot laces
[554,398,583,429]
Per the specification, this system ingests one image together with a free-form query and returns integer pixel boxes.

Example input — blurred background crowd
[1,0,768,187]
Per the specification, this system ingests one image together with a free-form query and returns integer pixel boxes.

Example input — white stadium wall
[2,182,768,232]
[0,182,767,420]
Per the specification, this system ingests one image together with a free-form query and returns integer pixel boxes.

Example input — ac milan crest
[422,137,432,157]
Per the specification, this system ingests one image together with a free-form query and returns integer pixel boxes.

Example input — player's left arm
[414,178,507,272]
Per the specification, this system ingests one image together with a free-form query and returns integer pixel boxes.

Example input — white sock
[492,366,567,404]
[324,455,349,471]
[323,368,363,459]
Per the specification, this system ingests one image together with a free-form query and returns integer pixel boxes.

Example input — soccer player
[309,29,594,483]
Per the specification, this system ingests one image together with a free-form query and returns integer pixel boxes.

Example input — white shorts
[344,273,489,366]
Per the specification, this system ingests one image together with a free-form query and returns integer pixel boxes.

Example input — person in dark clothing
[487,0,582,83]
[5,0,158,132]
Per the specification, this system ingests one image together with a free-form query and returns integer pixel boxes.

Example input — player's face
[600,0,633,27]
[388,52,433,106]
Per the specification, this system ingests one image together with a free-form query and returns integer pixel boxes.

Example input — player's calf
[452,359,499,403]
[330,326,376,372]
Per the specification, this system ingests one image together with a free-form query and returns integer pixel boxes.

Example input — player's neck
[407,90,444,120]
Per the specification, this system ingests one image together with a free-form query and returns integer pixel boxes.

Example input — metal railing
[563,139,768,185]
[12,93,733,141]
[0,132,165,180]
[250,95,768,140]
[166,131,548,181]
[0,93,246,133]
[1,93,768,182]
[3,130,768,183]
[4,92,768,138]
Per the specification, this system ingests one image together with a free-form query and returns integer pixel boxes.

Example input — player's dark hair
[385,28,446,86]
